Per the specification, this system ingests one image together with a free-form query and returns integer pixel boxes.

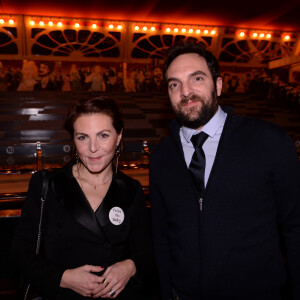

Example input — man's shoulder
[225,112,290,149]
[151,135,173,156]
[227,111,286,134]
[150,134,179,169]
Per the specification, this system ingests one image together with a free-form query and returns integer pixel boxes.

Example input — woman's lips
[88,156,102,161]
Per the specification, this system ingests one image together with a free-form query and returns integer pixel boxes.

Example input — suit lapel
[96,176,131,226]
[52,165,137,243]
[95,172,136,244]
[52,163,103,237]
[204,107,234,193]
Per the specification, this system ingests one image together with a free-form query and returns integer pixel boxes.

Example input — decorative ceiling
[1,0,299,32]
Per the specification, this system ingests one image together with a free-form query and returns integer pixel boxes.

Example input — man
[152,67,164,92]
[149,41,300,300]
[34,62,55,90]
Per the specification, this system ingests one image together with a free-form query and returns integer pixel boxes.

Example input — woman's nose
[89,139,99,152]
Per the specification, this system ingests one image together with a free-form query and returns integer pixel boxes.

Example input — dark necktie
[189,132,209,196]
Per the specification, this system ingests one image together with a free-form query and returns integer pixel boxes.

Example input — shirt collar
[181,106,227,143]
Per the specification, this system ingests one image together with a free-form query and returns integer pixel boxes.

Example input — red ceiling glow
[0,0,299,31]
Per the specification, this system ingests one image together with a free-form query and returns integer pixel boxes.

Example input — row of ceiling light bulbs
[0,17,293,40]
[238,31,291,40]
[0,18,218,35]
[27,20,217,34]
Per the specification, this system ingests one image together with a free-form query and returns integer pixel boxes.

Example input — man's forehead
[166,53,209,78]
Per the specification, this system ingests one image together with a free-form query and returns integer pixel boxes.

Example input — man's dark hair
[40,61,54,74]
[163,41,221,86]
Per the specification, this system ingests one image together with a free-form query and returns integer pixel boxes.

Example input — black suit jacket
[13,162,153,299]
[150,107,300,300]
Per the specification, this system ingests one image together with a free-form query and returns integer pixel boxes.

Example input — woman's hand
[91,259,136,298]
[60,265,104,297]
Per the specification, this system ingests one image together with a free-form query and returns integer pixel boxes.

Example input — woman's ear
[117,129,123,146]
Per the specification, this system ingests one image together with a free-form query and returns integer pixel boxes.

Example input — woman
[85,65,105,92]
[13,97,154,299]
[17,60,38,91]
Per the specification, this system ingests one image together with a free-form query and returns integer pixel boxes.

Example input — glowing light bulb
[253,32,258,38]
[211,30,216,35]
[151,26,155,31]
[204,29,208,34]
[0,19,4,24]
[240,32,245,37]
[196,29,200,34]
[39,21,44,26]
[9,19,14,24]
[135,26,139,30]
[189,29,193,33]
[109,24,114,29]
[166,28,171,32]
[58,22,63,27]
[143,26,147,31]
[174,28,178,32]
[266,33,271,38]
[284,35,290,40]
[182,28,186,33]
[260,33,264,38]
[117,25,122,30]
[48,21,53,26]
[92,24,97,28]
[30,20,35,26]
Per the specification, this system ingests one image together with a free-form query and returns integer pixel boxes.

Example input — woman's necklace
[76,162,113,190]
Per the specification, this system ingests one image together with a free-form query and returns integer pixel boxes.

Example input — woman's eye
[77,135,86,141]
[100,133,109,138]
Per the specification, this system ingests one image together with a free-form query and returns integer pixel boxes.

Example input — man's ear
[216,77,222,96]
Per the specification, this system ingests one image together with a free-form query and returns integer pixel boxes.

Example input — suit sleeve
[272,132,300,299]
[12,171,65,298]
[150,157,172,300]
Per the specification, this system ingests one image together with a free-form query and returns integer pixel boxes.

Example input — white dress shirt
[180,106,227,186]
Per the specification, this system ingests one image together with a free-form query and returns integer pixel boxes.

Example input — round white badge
[109,207,125,225]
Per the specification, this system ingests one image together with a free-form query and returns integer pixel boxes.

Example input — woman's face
[94,65,101,73]
[23,64,34,78]
[74,113,122,173]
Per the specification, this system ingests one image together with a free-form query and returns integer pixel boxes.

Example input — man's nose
[180,82,192,99]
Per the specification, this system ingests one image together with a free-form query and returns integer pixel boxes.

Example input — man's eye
[195,76,203,81]
[169,82,177,89]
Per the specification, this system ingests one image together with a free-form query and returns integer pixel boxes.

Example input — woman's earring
[75,151,80,170]
[115,144,121,173]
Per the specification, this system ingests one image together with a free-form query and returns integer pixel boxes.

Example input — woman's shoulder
[113,171,146,213]
[115,170,142,189]
[29,162,73,190]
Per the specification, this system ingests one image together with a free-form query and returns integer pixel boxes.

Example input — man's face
[39,63,50,77]
[166,53,222,129]
[153,68,162,79]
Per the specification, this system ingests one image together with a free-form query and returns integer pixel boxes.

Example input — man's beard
[173,88,218,129]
